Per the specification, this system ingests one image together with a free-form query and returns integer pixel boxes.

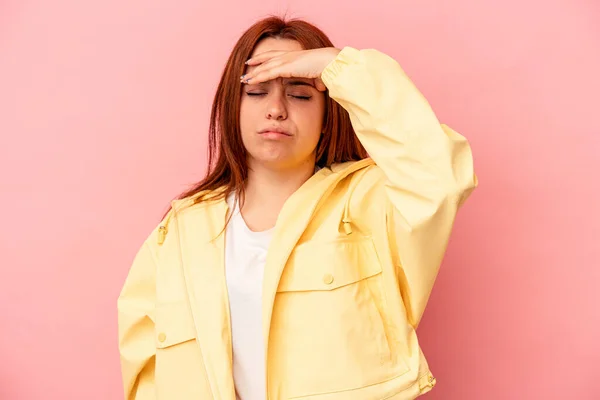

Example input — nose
[265,92,287,121]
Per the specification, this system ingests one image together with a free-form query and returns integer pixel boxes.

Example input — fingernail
[245,59,251,64]
[240,74,245,80]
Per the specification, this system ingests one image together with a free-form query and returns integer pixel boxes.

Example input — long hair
[167,15,367,215]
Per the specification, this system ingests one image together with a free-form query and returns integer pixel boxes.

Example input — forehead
[250,37,304,57]
[246,38,309,81]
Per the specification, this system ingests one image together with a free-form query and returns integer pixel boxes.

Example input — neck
[245,158,316,206]
[240,158,316,231]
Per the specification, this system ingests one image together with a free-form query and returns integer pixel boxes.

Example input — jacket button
[158,333,167,343]
[323,273,334,284]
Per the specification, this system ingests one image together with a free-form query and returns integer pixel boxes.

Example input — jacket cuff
[320,46,362,88]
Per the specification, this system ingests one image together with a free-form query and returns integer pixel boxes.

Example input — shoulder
[325,160,389,218]
[329,158,386,193]
[143,188,227,250]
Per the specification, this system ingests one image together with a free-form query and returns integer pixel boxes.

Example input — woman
[118,15,477,400]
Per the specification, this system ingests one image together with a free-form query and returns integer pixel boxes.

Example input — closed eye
[289,95,311,100]
[245,92,311,100]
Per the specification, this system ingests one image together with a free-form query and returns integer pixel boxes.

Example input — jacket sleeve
[117,240,157,399]
[321,46,478,328]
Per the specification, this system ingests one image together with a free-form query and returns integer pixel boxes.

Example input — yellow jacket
[118,46,477,400]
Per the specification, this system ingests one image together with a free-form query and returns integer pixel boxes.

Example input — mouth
[258,127,292,138]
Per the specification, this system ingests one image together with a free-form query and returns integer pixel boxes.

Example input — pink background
[1,0,599,398]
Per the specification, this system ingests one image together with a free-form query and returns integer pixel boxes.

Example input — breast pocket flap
[155,302,197,349]
[277,237,382,292]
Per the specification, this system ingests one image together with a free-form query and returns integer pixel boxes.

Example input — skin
[237,38,340,231]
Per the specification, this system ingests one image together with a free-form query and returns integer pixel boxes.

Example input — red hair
[169,16,367,212]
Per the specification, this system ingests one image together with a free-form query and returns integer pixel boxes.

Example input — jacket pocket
[155,301,197,348]
[272,237,409,398]
[277,237,383,292]
[154,302,211,399]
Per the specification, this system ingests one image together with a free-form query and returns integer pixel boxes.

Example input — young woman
[118,16,477,400]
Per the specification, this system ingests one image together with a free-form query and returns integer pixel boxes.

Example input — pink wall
[1,0,598,398]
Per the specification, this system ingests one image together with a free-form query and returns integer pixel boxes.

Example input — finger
[245,50,287,66]
[241,58,283,83]
[248,57,282,75]
[244,65,294,85]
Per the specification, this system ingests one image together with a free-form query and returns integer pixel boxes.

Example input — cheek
[297,100,325,141]
[239,99,258,138]
[239,99,251,126]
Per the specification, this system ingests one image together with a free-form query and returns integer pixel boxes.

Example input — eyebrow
[248,79,316,89]
[285,80,315,88]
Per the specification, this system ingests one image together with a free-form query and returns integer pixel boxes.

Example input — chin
[246,143,315,170]
[253,157,295,170]
[248,151,299,169]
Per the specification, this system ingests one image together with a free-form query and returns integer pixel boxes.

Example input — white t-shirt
[225,194,273,400]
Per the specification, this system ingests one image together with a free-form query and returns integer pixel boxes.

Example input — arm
[321,47,478,328]
[117,241,157,399]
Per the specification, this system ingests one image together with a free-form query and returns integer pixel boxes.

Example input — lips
[259,126,291,136]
